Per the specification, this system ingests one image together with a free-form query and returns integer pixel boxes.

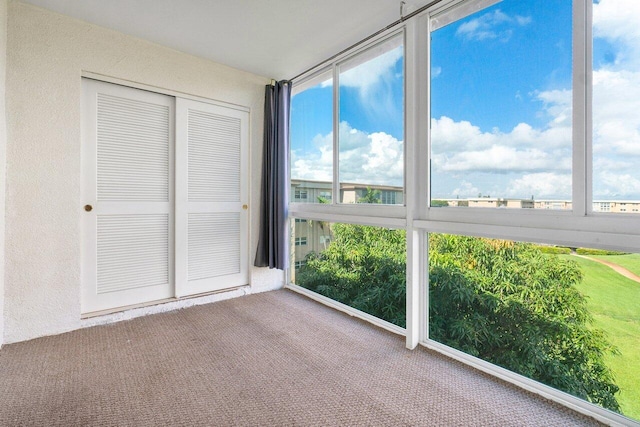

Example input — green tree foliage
[429,234,620,412]
[297,224,406,326]
[296,226,621,412]
[431,199,450,207]
[358,187,381,204]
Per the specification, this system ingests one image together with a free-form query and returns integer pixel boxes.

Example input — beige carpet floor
[0,289,604,426]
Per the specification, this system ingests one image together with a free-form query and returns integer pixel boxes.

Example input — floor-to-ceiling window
[289,1,639,424]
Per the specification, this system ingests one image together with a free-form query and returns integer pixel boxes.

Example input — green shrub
[535,245,571,254]
[576,248,628,256]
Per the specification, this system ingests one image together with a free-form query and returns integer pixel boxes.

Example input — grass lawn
[560,255,640,421]
[592,253,640,277]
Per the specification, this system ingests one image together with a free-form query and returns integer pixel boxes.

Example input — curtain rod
[289,0,447,82]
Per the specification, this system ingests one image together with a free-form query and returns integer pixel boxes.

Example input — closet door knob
[84,205,93,212]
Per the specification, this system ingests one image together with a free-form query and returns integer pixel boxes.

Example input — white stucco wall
[0,0,7,347]
[5,1,283,344]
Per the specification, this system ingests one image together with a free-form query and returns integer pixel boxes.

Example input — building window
[319,235,331,245]
[295,237,307,246]
[381,190,397,205]
[295,218,307,223]
[294,190,308,200]
[319,191,332,201]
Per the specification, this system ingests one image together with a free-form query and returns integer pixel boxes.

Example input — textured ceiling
[20,0,430,79]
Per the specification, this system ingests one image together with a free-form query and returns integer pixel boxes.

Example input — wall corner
[0,0,8,348]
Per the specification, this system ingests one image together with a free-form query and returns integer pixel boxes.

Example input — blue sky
[290,0,640,201]
[430,0,572,132]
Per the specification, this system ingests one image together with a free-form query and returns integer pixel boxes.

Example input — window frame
[289,28,407,220]
[287,1,640,425]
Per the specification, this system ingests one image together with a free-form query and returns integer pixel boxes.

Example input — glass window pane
[291,219,406,327]
[430,0,573,209]
[429,234,639,421]
[592,0,640,214]
[338,35,405,205]
[290,70,333,204]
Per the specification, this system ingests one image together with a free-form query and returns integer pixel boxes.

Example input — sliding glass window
[592,0,640,214]
[289,1,640,424]
[291,219,406,327]
[338,35,405,205]
[429,0,573,210]
[429,233,638,416]
[290,69,333,204]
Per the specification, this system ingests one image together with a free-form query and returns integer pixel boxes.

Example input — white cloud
[432,144,569,174]
[295,1,640,201]
[534,89,572,129]
[593,0,640,68]
[515,15,532,26]
[339,122,403,186]
[430,111,572,174]
[452,181,479,198]
[430,86,572,199]
[595,171,640,198]
[456,9,530,42]
[291,122,403,187]
[506,173,571,198]
[431,66,442,78]
[290,132,332,182]
[590,2,640,197]
[339,46,403,93]
[592,69,640,157]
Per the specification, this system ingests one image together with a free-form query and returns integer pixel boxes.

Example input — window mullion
[573,0,589,217]
[332,64,340,205]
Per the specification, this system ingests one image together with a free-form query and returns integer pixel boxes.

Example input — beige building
[535,200,573,210]
[443,197,535,209]
[593,200,640,213]
[290,180,404,270]
[290,179,404,205]
[291,180,640,270]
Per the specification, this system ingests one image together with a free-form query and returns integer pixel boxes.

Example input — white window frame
[287,1,640,425]
[289,29,407,221]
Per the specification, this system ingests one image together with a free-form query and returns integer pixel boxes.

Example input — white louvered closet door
[175,98,249,297]
[81,79,174,314]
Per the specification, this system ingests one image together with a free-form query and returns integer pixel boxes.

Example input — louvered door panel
[187,213,240,281]
[97,214,169,293]
[175,98,249,297]
[82,79,174,314]
[188,111,241,202]
[97,94,170,202]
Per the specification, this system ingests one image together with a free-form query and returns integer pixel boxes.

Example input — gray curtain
[254,81,291,270]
